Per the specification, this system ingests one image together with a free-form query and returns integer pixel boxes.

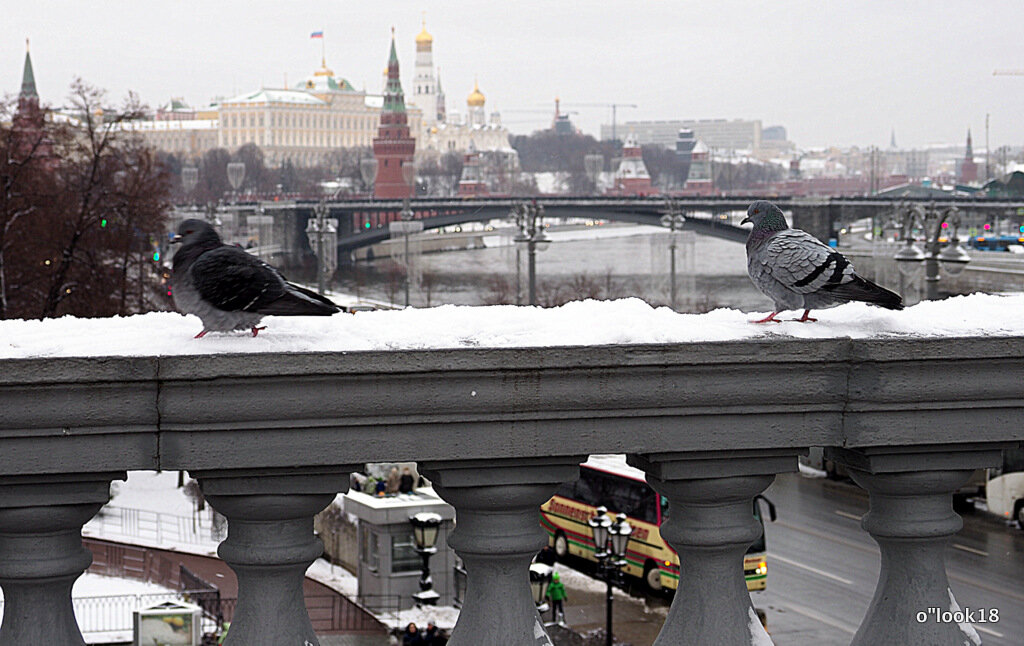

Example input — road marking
[949,571,1024,603]
[778,601,858,635]
[975,625,1003,638]
[952,543,988,557]
[771,553,854,585]
[834,510,864,521]
[773,520,878,555]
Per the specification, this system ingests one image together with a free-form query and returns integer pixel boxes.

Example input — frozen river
[334,223,771,312]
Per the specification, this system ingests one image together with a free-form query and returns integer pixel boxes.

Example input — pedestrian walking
[423,620,448,645]
[401,622,424,645]
[536,544,556,566]
[546,571,568,624]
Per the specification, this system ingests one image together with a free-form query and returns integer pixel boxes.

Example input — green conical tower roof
[383,30,406,114]
[21,39,38,100]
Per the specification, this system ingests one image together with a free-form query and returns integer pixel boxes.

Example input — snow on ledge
[2,293,1023,359]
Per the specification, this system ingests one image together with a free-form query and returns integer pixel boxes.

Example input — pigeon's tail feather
[823,275,904,310]
[287,281,346,311]
[257,283,343,316]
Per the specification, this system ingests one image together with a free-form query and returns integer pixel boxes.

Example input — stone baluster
[195,467,355,646]
[0,472,124,646]
[628,449,799,646]
[420,457,583,646]
[827,445,1008,646]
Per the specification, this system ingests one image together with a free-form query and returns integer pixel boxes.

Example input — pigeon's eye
[753,209,760,214]
[185,229,194,234]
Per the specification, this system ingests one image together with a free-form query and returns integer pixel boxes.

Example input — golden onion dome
[416,20,433,45]
[467,80,485,107]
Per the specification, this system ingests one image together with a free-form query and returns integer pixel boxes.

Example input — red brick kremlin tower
[373,30,416,199]
[959,129,978,184]
[13,39,52,162]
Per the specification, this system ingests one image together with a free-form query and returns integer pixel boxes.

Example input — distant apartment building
[601,118,764,153]
[893,149,930,180]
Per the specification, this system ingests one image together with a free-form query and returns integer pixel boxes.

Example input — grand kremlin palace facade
[124,23,513,167]
[124,61,422,167]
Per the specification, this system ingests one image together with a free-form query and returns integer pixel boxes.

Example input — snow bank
[2,293,1023,359]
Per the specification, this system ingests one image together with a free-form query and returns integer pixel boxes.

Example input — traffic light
[100,218,107,228]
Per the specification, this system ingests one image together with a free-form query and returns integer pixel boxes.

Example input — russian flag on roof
[310,31,323,38]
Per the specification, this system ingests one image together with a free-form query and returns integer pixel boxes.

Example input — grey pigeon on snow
[742,201,902,323]
[170,218,342,337]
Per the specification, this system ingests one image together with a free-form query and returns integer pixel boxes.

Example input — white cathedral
[405,21,517,160]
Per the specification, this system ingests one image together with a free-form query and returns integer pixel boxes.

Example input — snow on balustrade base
[2,293,1024,359]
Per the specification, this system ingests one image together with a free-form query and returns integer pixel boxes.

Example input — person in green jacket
[546,571,568,624]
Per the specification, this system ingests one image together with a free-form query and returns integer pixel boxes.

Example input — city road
[558,471,1023,646]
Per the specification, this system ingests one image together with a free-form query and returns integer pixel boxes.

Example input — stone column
[0,472,123,646]
[195,468,355,646]
[789,197,833,243]
[828,445,1007,646]
[628,449,798,646]
[420,457,583,646]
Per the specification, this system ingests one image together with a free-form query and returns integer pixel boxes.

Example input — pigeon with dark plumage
[742,201,903,323]
[170,218,342,337]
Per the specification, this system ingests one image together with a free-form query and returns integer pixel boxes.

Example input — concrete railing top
[3,296,1024,480]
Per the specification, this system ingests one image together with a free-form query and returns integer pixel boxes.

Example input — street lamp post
[588,507,633,646]
[181,166,199,204]
[660,197,686,310]
[308,189,332,295]
[528,563,554,621]
[226,161,246,201]
[892,201,971,301]
[512,202,550,306]
[409,512,443,607]
[584,153,604,195]
[387,160,422,307]
[360,157,379,199]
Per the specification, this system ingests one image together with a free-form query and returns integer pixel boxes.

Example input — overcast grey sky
[5,1,1024,150]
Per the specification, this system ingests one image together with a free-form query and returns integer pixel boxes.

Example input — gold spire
[467,79,485,107]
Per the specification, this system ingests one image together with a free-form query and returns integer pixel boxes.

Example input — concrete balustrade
[1,337,1022,645]
[421,458,583,646]
[0,473,125,646]
[195,469,355,646]
[630,450,798,645]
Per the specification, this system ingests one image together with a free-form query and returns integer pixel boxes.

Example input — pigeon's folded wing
[189,247,287,312]
[759,229,853,294]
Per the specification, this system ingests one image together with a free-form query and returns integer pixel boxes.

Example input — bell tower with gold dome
[467,80,486,127]
[410,17,439,127]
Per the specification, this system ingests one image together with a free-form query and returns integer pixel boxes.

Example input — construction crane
[557,102,638,141]
[504,107,580,131]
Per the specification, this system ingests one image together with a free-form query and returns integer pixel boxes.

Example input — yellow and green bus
[540,454,775,594]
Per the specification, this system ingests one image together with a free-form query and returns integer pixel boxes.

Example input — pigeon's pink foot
[251,325,267,337]
[750,311,782,324]
[194,330,208,339]
[794,310,817,323]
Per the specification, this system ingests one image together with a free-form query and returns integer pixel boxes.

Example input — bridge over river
[192,195,1024,265]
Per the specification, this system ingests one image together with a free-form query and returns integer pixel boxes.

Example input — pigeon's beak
[740,216,751,225]
[170,234,182,245]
